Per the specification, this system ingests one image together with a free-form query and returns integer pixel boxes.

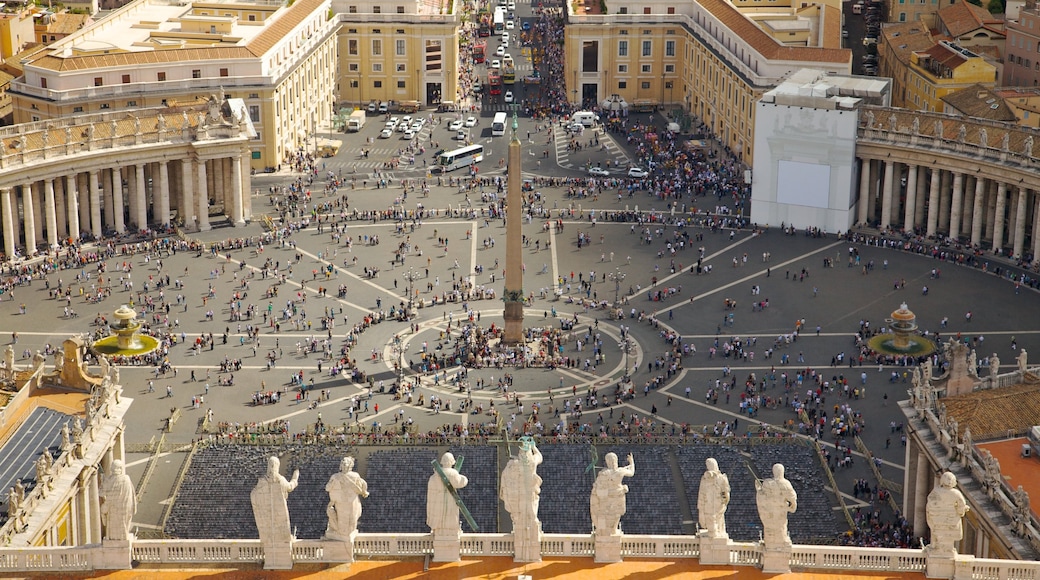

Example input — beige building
[565,0,850,163]
[0,7,35,61]
[994,86,1040,127]
[8,0,338,171]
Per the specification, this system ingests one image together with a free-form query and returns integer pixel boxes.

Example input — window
[397,5,404,12]
[40,78,46,89]
[374,80,383,88]
[348,5,357,12]
[373,5,380,12]
[619,29,628,35]
[252,151,262,160]
[641,64,651,73]
[249,105,260,121]
[582,40,599,72]
[643,6,651,13]
[220,68,229,77]
[618,81,627,89]
[395,63,405,72]
[618,40,628,56]
[643,29,651,34]
[618,7,627,13]
[127,100,137,106]
[157,72,166,81]
[642,40,652,56]
[373,63,383,72]
[665,40,675,56]
[249,93,259,98]
[667,6,675,13]
[73,106,83,113]
[618,64,628,72]
[122,74,131,83]
[899,12,906,20]
[396,39,406,56]
[398,80,406,88]
[94,77,103,86]
[665,64,675,73]
[192,69,201,78]
[348,63,359,72]
[641,81,650,89]
[349,80,359,88]
[396,29,405,34]
[372,39,382,56]
[248,14,255,21]
[100,104,110,109]
[664,81,673,89]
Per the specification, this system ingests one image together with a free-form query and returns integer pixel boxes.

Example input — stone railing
[0,546,95,571]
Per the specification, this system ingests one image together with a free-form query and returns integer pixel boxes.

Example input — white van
[571,111,599,127]
[378,101,390,114]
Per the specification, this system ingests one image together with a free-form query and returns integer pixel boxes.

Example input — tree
[987,0,1005,14]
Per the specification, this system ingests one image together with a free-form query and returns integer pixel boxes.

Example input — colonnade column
[197,159,210,231]
[88,468,101,542]
[231,154,244,226]
[992,182,1007,253]
[1033,195,1040,263]
[903,163,918,231]
[1013,187,1029,259]
[158,162,170,228]
[938,171,952,233]
[181,160,195,229]
[1,188,14,260]
[857,159,871,225]
[135,164,147,230]
[914,166,927,231]
[926,169,941,238]
[23,183,37,256]
[880,160,895,230]
[112,168,125,234]
[66,174,80,242]
[44,179,58,250]
[948,172,964,239]
[89,171,102,240]
[970,177,986,247]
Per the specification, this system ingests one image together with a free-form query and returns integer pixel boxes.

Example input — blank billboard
[776,160,831,209]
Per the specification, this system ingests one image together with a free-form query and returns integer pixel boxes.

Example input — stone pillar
[54,179,67,242]
[502,121,524,344]
[938,171,952,233]
[858,158,871,225]
[1,188,15,260]
[970,177,986,247]
[78,175,90,238]
[112,168,125,234]
[231,155,245,226]
[88,468,102,542]
[158,162,171,228]
[948,172,963,239]
[77,473,92,544]
[102,168,114,229]
[913,451,929,538]
[1013,187,1029,259]
[181,160,195,228]
[66,174,80,242]
[90,171,103,239]
[926,168,941,238]
[866,161,878,223]
[880,160,895,230]
[44,178,58,250]
[992,182,1007,253]
[197,159,210,231]
[135,164,147,230]
[1033,195,1040,264]
[22,183,37,256]
[914,166,927,231]
[904,163,918,231]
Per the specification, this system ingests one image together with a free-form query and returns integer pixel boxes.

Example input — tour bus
[492,112,508,136]
[473,41,487,64]
[488,70,503,95]
[436,144,485,172]
[493,7,506,33]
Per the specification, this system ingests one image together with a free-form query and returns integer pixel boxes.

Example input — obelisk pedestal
[502,113,524,344]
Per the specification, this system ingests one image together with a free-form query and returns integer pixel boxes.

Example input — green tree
[987,0,1005,14]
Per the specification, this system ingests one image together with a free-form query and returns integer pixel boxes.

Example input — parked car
[465,116,478,127]
[588,167,610,177]
[504,91,514,103]
[449,120,464,131]
[379,128,393,139]
[627,167,649,178]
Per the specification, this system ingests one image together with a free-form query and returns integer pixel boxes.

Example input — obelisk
[502,113,524,344]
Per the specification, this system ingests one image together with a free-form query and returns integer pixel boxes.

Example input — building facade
[1006,6,1040,87]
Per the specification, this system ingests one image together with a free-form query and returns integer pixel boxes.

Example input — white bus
[492,112,508,136]
[436,144,485,172]
[493,7,506,32]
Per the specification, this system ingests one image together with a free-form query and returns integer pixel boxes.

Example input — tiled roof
[46,12,92,36]
[698,0,851,64]
[944,379,1040,439]
[921,42,968,70]
[881,21,934,66]
[942,84,1017,121]
[246,0,325,57]
[937,0,1005,38]
[29,47,255,72]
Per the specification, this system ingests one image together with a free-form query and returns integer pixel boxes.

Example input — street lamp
[608,268,626,307]
[393,334,405,390]
[403,267,419,318]
[619,326,633,382]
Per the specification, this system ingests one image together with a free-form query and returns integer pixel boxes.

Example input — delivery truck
[346,110,366,132]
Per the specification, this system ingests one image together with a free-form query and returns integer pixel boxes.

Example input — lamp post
[608,268,625,307]
[619,326,632,382]
[393,334,405,390]
[403,266,419,317]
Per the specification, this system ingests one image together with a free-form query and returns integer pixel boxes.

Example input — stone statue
[755,463,797,549]
[922,358,933,384]
[500,439,543,561]
[1013,485,1030,519]
[7,487,18,520]
[1001,132,1010,151]
[99,355,111,380]
[590,452,635,537]
[60,423,71,451]
[53,348,63,373]
[912,116,920,134]
[250,456,300,545]
[967,349,977,377]
[206,95,223,125]
[989,353,1000,377]
[324,457,368,542]
[427,452,468,537]
[864,111,874,128]
[962,426,972,450]
[926,472,969,556]
[100,459,136,541]
[983,450,1002,487]
[1017,349,1028,373]
[888,114,898,131]
[935,119,944,138]
[958,124,967,142]
[32,351,44,370]
[979,127,988,147]
[4,345,13,377]
[157,114,166,132]
[697,457,731,539]
[1026,135,1034,158]
[948,418,959,445]
[13,480,24,505]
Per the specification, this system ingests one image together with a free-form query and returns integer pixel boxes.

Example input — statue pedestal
[594,534,623,563]
[697,535,731,565]
[925,549,957,579]
[431,534,461,562]
[760,547,792,574]
[98,539,132,570]
[513,531,542,563]
[261,542,294,570]
[322,538,355,563]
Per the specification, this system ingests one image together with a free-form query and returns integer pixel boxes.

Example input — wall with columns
[0,101,254,261]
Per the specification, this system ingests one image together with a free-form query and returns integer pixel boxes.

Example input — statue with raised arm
[926,472,969,556]
[250,456,300,546]
[500,438,543,561]
[427,452,468,537]
[756,463,797,549]
[324,456,368,542]
[100,459,136,541]
[698,458,731,539]
[590,452,635,537]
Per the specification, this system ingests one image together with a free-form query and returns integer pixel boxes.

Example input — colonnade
[0,154,248,259]
[857,158,1040,259]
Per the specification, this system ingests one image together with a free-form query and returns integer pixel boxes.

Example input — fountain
[866,302,936,357]
[91,305,159,356]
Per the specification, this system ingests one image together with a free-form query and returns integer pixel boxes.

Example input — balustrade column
[926,168,941,237]
[66,174,80,242]
[948,172,964,239]
[1,188,14,260]
[44,178,58,250]
[992,182,1007,253]
[1013,187,1029,259]
[880,160,896,229]
[135,164,147,230]
[197,159,210,231]
[231,155,244,226]
[158,162,170,228]
[23,183,37,256]
[970,176,987,247]
[857,158,871,225]
[903,163,918,231]
[90,171,102,239]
